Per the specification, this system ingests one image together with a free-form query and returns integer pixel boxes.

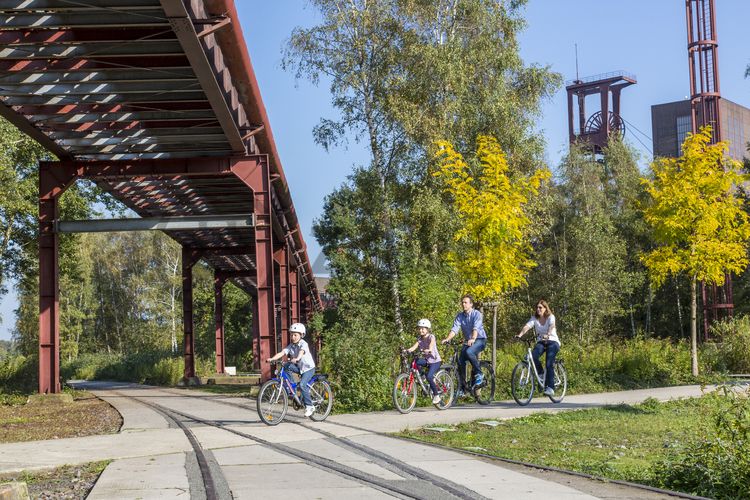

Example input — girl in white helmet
[267,322,317,417]
[404,319,442,404]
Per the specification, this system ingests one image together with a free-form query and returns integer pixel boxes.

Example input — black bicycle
[441,340,495,405]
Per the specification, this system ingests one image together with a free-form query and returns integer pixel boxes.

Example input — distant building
[651,98,750,160]
[312,252,335,309]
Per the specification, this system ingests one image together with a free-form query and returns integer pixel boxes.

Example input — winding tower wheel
[583,111,626,137]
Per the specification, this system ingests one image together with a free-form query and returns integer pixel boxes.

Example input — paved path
[0,383,714,499]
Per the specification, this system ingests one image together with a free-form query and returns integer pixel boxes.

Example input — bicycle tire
[433,368,454,410]
[440,364,461,405]
[472,361,495,405]
[257,379,288,425]
[511,361,534,406]
[548,361,567,403]
[309,379,334,421]
[392,372,417,414]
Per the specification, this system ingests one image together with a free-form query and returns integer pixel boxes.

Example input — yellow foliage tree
[433,135,550,302]
[641,126,750,376]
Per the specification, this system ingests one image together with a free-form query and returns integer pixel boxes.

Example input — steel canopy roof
[0,0,319,306]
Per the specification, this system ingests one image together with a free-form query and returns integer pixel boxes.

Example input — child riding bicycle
[404,319,442,404]
[266,322,316,417]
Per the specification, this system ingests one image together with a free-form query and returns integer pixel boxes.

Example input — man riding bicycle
[442,294,487,398]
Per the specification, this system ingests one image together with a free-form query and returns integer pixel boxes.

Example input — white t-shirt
[283,339,316,373]
[524,314,560,345]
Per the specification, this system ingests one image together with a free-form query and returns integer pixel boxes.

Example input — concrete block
[0,482,30,500]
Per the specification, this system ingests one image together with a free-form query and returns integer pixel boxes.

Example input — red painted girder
[12,101,212,116]
[0,56,190,72]
[0,28,176,45]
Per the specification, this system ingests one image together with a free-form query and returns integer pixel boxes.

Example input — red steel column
[232,156,275,380]
[38,163,76,394]
[214,272,227,374]
[274,246,289,347]
[182,248,201,380]
[289,267,299,325]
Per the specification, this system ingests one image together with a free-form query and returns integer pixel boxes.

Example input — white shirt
[283,339,316,373]
[524,314,560,345]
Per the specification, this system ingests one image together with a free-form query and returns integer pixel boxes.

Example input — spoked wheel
[433,369,454,410]
[511,361,534,406]
[548,361,567,403]
[308,379,334,421]
[392,373,417,414]
[257,379,288,425]
[440,365,460,405]
[472,361,496,405]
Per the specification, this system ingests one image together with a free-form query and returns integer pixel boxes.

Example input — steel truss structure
[686,0,733,336]
[0,0,320,393]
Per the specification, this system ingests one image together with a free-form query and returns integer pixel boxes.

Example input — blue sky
[1,1,749,340]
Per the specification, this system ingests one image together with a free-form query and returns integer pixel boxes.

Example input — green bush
[653,387,750,499]
[0,354,38,394]
[62,351,215,386]
[710,315,750,374]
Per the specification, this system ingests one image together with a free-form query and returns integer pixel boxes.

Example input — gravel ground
[0,391,122,498]
[0,462,108,499]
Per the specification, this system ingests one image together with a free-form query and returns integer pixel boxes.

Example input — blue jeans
[416,358,441,396]
[532,341,560,391]
[458,338,486,391]
[285,363,315,406]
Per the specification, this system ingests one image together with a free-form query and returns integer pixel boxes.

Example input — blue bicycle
[256,360,334,426]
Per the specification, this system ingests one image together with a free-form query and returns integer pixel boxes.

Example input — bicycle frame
[521,345,547,388]
[273,362,320,407]
[401,354,431,397]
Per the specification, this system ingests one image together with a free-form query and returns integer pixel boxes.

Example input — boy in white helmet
[267,322,317,417]
[404,319,442,404]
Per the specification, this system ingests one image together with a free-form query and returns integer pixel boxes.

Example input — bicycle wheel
[308,379,334,421]
[511,361,534,406]
[433,369,454,410]
[548,361,567,403]
[472,361,496,405]
[440,364,460,405]
[392,373,417,414]
[257,379,288,425]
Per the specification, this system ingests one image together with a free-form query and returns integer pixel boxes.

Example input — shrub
[0,354,38,394]
[653,387,750,499]
[710,315,750,374]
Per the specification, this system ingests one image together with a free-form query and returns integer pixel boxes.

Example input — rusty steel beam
[160,0,245,153]
[231,156,275,380]
[214,272,226,374]
[0,101,71,159]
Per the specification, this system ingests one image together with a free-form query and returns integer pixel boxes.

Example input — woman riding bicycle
[404,319,442,404]
[266,322,316,417]
[515,300,560,397]
[442,294,487,398]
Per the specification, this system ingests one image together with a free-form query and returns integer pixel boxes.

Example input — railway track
[103,385,707,500]
[111,387,484,499]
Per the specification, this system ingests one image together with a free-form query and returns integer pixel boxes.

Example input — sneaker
[543,387,555,397]
[455,389,465,399]
[474,373,484,386]
[304,405,315,417]
[432,394,441,404]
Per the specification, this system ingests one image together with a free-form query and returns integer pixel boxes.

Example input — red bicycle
[392,349,454,413]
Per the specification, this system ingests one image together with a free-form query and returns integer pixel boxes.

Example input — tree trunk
[690,277,699,377]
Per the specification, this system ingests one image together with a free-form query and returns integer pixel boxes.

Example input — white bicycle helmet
[417,319,432,330]
[289,323,306,337]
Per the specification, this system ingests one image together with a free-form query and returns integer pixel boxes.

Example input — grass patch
[399,396,710,486]
[0,390,121,444]
[0,461,110,499]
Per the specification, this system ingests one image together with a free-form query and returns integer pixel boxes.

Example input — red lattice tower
[686,0,732,337]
